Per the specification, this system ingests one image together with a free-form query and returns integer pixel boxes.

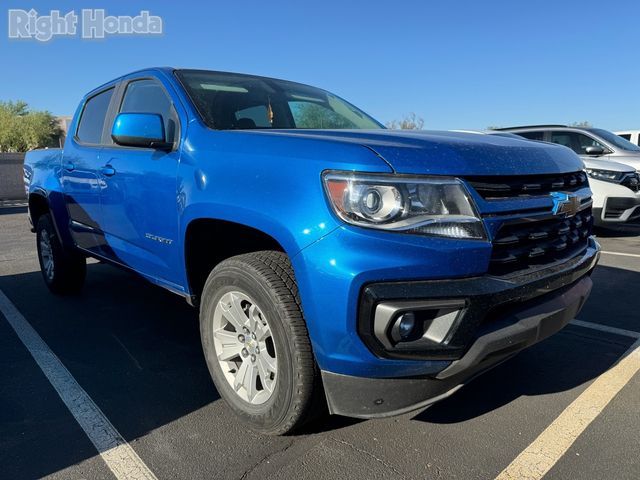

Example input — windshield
[589,128,640,152]
[175,70,383,130]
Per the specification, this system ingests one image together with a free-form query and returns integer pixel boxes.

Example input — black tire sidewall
[200,263,298,432]
[35,214,85,294]
[36,214,59,288]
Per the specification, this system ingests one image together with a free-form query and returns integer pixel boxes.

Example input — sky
[1,0,639,131]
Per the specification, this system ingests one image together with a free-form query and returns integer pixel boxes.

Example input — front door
[99,78,182,288]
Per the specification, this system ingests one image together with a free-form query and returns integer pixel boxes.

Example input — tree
[2,100,28,116]
[0,101,61,152]
[386,112,424,130]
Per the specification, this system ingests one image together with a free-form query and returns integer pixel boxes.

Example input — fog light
[373,299,465,351]
[396,312,416,340]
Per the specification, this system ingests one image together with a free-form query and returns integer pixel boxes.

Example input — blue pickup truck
[24,67,600,434]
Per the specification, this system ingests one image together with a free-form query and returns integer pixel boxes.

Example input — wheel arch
[28,190,76,250]
[28,190,50,229]
[184,217,289,303]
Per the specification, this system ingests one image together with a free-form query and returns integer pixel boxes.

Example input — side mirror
[585,145,605,155]
[111,113,172,150]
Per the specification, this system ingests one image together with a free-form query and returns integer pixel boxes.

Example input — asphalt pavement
[0,207,638,480]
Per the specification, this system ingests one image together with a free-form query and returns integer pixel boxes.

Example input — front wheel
[199,251,323,435]
[36,213,86,294]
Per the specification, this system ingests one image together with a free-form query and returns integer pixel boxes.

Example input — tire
[199,251,323,435]
[36,213,86,295]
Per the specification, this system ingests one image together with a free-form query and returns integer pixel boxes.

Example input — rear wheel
[199,251,323,435]
[36,214,86,294]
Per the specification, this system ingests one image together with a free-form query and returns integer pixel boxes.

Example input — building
[56,116,73,147]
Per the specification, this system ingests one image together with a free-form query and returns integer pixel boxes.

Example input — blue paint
[111,112,165,143]
[25,67,589,378]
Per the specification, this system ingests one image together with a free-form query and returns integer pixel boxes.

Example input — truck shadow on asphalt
[594,225,640,238]
[414,264,639,425]
[0,206,27,216]
[0,263,637,478]
[0,263,220,479]
[413,328,629,425]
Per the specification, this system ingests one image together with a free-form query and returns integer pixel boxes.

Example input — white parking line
[601,250,640,259]
[496,323,640,480]
[571,319,640,339]
[0,289,158,480]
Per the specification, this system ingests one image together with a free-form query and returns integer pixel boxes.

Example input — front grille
[467,171,588,199]
[621,172,640,192]
[490,208,593,275]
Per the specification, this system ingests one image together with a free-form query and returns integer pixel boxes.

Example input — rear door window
[76,88,114,144]
[515,131,545,141]
[549,132,575,151]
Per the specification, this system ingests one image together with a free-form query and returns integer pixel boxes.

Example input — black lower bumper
[358,238,600,361]
[322,238,599,419]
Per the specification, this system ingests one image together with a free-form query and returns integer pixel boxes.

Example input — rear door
[61,87,116,254]
[98,77,183,288]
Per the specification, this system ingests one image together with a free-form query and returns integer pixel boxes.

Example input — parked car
[485,130,640,226]
[497,125,640,172]
[581,158,640,225]
[615,130,640,146]
[24,68,599,434]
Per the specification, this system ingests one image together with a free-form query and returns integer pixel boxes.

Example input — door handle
[100,165,116,177]
[63,162,75,172]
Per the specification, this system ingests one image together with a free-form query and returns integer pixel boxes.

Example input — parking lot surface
[1,207,639,480]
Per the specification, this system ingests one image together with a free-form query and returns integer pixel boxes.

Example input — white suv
[494,126,640,226]
[499,125,640,172]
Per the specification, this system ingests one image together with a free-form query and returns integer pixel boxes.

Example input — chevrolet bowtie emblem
[550,192,580,217]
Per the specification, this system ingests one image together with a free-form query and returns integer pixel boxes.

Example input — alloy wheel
[212,291,278,404]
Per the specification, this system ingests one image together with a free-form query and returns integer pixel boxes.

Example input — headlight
[585,169,624,183]
[323,172,487,239]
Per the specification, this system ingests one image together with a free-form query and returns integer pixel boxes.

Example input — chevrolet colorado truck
[24,68,600,434]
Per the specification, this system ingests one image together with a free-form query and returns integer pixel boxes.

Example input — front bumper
[321,237,599,418]
[594,195,640,224]
[589,177,640,225]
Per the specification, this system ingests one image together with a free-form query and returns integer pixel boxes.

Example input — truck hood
[261,129,584,176]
